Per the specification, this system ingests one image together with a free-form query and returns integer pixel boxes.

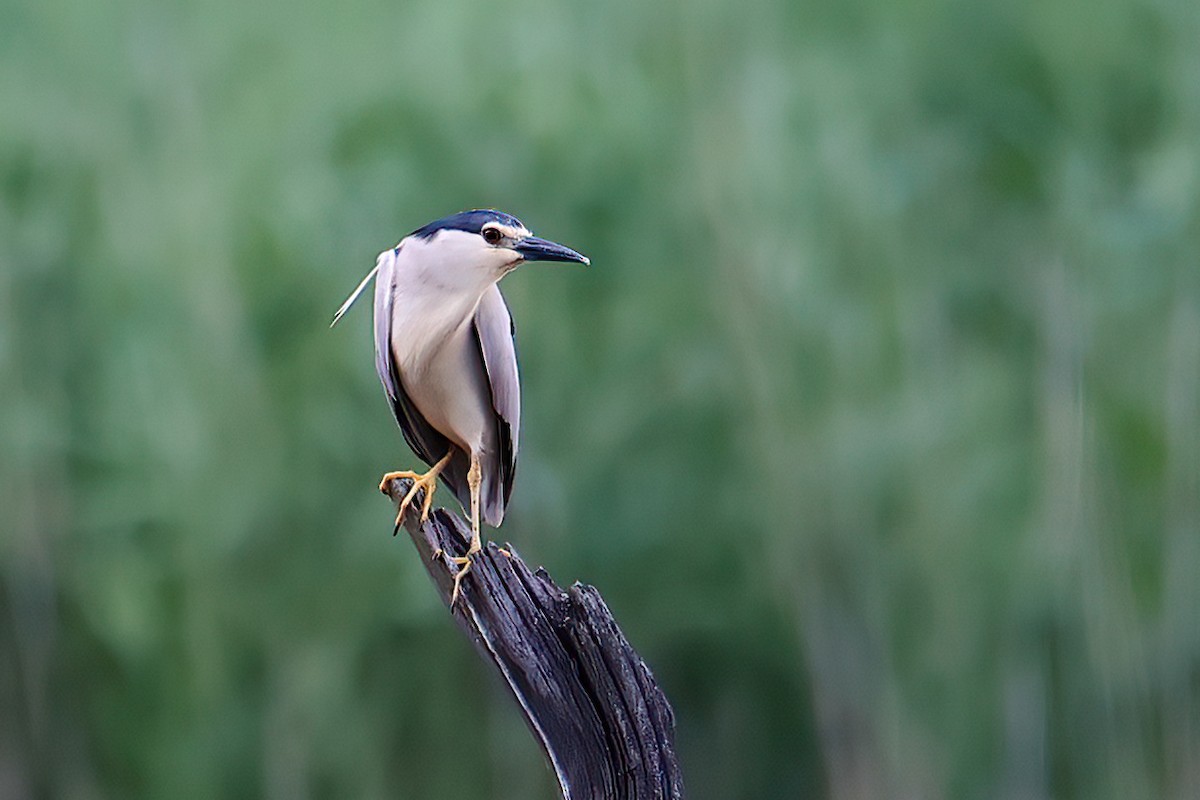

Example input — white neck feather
[383,230,511,369]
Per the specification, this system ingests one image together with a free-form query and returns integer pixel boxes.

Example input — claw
[447,542,482,605]
[450,558,472,605]
[381,450,454,530]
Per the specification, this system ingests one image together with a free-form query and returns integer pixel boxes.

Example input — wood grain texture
[384,477,685,800]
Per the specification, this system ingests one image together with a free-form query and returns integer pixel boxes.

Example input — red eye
[482,227,502,245]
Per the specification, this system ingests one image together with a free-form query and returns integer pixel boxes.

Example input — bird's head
[330,209,589,328]
[409,209,589,282]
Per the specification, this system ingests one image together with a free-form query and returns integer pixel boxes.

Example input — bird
[331,209,589,603]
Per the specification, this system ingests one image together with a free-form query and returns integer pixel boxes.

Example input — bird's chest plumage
[388,281,493,454]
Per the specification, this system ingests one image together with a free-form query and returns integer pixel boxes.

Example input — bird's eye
[482,227,502,245]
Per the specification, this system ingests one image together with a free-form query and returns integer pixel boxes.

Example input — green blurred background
[2,0,1198,796]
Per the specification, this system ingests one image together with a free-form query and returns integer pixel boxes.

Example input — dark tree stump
[383,478,685,800]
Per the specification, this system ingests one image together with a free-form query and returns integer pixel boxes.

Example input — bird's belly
[396,325,492,456]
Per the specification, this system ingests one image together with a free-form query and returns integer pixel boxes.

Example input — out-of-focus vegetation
[2,0,1197,796]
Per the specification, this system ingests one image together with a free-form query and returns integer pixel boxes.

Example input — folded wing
[472,284,520,525]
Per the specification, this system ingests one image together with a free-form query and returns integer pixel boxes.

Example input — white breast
[384,236,499,456]
[395,321,493,454]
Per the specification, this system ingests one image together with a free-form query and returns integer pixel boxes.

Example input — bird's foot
[380,468,441,530]
[446,517,485,605]
[448,542,483,605]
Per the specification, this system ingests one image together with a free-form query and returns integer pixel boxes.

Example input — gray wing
[373,246,472,503]
[473,284,521,524]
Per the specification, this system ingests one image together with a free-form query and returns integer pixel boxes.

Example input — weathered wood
[384,478,685,800]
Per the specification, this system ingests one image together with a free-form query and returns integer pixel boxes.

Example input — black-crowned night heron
[332,209,589,602]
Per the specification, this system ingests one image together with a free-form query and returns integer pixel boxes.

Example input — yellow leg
[449,453,483,605]
[379,450,454,529]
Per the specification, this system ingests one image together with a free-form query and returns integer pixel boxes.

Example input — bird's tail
[480,471,506,528]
